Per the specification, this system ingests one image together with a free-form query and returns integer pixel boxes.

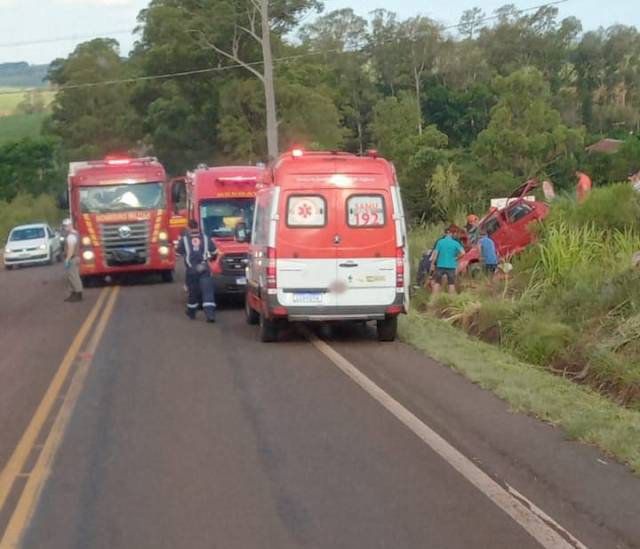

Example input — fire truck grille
[100,221,150,266]
[221,253,248,276]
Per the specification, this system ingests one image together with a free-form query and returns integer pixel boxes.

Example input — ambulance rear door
[275,189,337,309]
[334,187,397,308]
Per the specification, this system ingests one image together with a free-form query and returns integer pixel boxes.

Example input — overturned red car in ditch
[458,180,550,274]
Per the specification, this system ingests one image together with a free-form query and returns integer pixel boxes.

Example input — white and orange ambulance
[243,149,410,342]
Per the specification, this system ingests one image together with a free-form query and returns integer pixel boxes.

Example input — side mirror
[170,178,186,214]
[234,222,249,243]
[58,190,69,210]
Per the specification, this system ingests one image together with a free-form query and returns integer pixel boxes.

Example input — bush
[0,193,61,242]
[546,183,640,232]
[504,312,576,366]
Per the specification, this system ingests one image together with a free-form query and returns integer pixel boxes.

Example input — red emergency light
[291,148,304,158]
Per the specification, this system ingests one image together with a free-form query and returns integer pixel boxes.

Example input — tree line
[3,1,640,222]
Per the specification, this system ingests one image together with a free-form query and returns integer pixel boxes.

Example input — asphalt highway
[1,263,639,549]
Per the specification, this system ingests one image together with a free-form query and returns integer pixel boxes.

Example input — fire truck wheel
[259,314,278,342]
[376,315,398,342]
[160,270,174,283]
[245,296,259,325]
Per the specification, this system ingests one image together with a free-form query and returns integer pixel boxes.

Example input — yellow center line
[0,287,110,513]
[1,286,120,549]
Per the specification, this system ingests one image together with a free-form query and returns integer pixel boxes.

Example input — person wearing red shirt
[576,171,592,203]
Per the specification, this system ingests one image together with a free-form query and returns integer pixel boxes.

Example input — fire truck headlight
[82,250,95,262]
[158,231,168,242]
[159,245,170,257]
[81,236,92,246]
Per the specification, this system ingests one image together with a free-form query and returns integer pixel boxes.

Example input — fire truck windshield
[79,182,165,213]
[200,198,255,238]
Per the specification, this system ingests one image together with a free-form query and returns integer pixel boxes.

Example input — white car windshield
[10,227,45,241]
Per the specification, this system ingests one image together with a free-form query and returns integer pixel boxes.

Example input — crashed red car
[458,180,549,274]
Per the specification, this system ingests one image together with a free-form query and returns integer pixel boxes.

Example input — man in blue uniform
[177,219,217,322]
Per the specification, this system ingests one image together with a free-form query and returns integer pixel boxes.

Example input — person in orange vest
[576,171,592,204]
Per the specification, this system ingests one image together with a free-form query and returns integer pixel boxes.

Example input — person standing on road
[62,218,83,302]
[478,230,498,275]
[177,219,217,323]
[430,226,465,295]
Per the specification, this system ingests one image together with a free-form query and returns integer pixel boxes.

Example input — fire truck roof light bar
[216,176,258,184]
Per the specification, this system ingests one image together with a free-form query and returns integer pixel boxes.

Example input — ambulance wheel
[376,315,398,342]
[245,295,259,325]
[161,270,174,283]
[259,314,278,342]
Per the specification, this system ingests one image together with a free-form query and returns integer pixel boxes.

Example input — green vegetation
[0,194,61,242]
[0,113,47,143]
[410,184,640,412]
[398,312,640,473]
[35,3,640,192]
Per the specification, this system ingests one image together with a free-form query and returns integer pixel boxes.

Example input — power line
[0,30,135,49]
[0,0,570,98]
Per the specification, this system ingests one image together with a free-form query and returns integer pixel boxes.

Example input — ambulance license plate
[293,292,323,304]
[236,277,247,285]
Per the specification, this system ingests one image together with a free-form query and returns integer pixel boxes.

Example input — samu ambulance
[243,149,410,342]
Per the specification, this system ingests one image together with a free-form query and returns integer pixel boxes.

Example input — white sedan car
[3,223,63,269]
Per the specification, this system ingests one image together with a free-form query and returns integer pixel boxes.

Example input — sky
[0,0,639,65]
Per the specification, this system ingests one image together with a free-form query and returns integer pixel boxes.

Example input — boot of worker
[64,292,82,302]
[204,304,216,323]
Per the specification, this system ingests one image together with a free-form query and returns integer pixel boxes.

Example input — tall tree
[185,0,321,160]
[473,67,584,180]
[45,39,140,160]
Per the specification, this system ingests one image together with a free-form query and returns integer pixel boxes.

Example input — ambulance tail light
[267,247,277,289]
[396,246,405,289]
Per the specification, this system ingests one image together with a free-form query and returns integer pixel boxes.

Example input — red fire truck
[67,156,176,282]
[179,165,263,295]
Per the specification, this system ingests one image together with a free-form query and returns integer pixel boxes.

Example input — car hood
[509,179,539,199]
[6,238,46,251]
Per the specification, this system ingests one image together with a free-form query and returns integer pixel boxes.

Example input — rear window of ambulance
[347,194,386,227]
[287,195,326,227]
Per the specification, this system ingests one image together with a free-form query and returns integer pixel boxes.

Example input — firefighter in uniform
[177,219,217,322]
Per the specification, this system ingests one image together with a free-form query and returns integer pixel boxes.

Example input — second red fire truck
[174,165,263,295]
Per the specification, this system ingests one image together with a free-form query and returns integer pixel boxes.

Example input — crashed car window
[506,202,533,223]
[481,216,501,236]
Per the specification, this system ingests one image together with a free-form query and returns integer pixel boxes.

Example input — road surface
[0,263,639,549]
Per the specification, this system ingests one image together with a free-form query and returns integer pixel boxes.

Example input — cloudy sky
[0,0,639,64]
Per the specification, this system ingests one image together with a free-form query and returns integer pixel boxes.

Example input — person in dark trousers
[430,226,465,295]
[177,219,217,322]
[478,230,498,275]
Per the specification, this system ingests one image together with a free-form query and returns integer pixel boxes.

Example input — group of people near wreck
[416,218,497,295]
[417,169,640,294]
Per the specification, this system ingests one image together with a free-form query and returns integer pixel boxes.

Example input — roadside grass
[0,112,47,143]
[399,312,640,474]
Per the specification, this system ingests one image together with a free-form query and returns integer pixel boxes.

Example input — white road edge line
[305,330,587,549]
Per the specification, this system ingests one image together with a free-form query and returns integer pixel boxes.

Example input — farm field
[0,112,47,143]
[0,86,55,115]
